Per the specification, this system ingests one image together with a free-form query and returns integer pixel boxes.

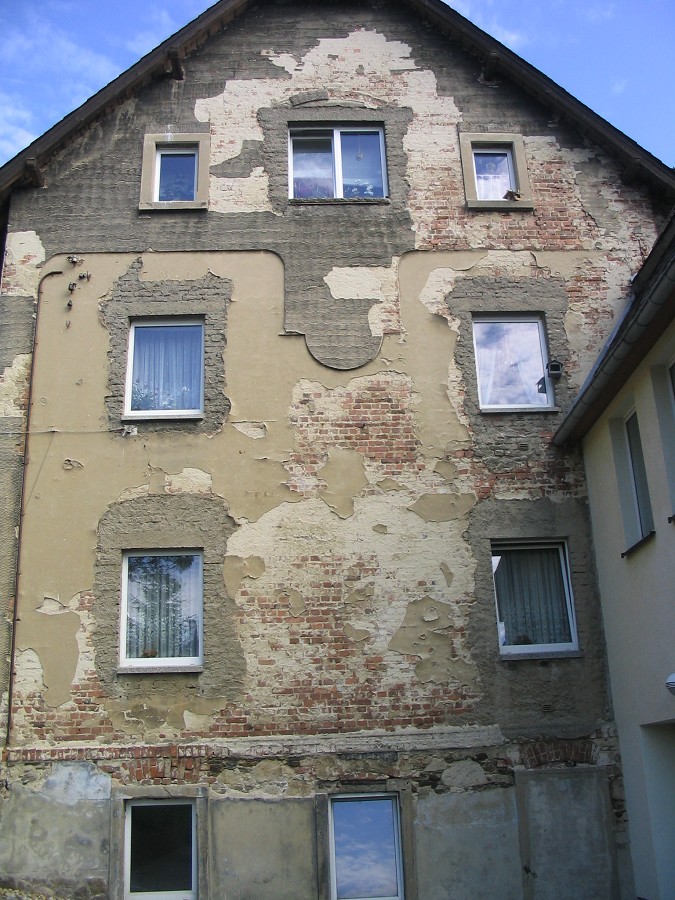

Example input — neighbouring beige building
[0,1,674,898]
[554,213,675,900]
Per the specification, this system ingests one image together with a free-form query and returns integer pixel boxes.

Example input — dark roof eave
[553,217,675,446]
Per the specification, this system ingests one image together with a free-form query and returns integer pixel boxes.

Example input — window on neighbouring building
[120,551,203,670]
[329,794,404,900]
[459,132,533,209]
[491,542,579,657]
[472,316,553,410]
[624,411,655,540]
[139,133,210,210]
[289,127,387,199]
[124,319,204,417]
[125,800,196,899]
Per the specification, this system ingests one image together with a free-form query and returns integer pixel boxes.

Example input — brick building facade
[0,1,673,897]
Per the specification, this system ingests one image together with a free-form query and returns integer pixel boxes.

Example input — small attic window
[459,133,533,210]
[139,133,210,211]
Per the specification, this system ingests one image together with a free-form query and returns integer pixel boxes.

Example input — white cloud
[611,79,627,95]
[582,4,616,22]
[124,8,181,58]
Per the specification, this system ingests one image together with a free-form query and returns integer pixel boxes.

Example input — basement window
[472,315,554,410]
[139,133,210,210]
[124,319,204,419]
[125,800,197,899]
[329,794,404,900]
[120,551,203,672]
[491,542,580,658]
[459,133,533,209]
[289,126,388,199]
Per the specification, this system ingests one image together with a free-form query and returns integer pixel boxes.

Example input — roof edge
[553,214,675,446]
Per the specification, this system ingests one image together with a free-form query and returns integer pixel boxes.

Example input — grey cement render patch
[101,260,231,434]
[260,103,414,369]
[0,296,34,368]
[448,275,574,422]
[415,788,523,899]
[210,797,317,899]
[516,768,618,899]
[94,493,243,704]
[467,497,607,738]
[0,764,110,894]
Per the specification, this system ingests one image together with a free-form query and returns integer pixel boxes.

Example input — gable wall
[0,0,664,895]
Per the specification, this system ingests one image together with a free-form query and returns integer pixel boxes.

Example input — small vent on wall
[541,704,554,714]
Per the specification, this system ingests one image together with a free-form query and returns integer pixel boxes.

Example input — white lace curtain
[493,547,571,647]
[131,324,202,412]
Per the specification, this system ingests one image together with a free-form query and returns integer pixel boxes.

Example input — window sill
[118,664,204,675]
[139,201,208,211]
[500,648,582,661]
[121,412,204,422]
[479,406,559,414]
[466,199,534,211]
[289,197,390,205]
[620,530,656,558]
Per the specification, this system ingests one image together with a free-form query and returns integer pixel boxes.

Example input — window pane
[126,554,201,661]
[473,319,549,407]
[340,132,385,198]
[292,135,334,198]
[129,803,193,893]
[332,797,400,899]
[474,151,513,200]
[492,546,572,648]
[625,412,654,536]
[158,152,197,201]
[130,323,202,413]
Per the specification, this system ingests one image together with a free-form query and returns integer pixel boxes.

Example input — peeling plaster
[165,467,213,494]
[0,354,30,416]
[389,596,478,687]
[223,555,266,600]
[1,230,46,296]
[408,492,476,522]
[318,447,368,518]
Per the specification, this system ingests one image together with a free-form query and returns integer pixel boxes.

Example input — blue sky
[1,0,673,168]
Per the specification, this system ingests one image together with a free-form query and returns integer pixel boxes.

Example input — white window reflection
[290,127,387,199]
[473,317,551,409]
[330,795,404,900]
[156,148,198,201]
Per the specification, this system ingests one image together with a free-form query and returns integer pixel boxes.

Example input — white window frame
[139,132,210,211]
[119,550,204,672]
[491,541,580,659]
[328,793,405,900]
[288,126,388,200]
[124,799,197,900]
[124,318,205,419]
[472,315,554,411]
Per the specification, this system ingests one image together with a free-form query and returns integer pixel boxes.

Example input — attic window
[289,126,388,200]
[139,133,210,211]
[459,133,533,210]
